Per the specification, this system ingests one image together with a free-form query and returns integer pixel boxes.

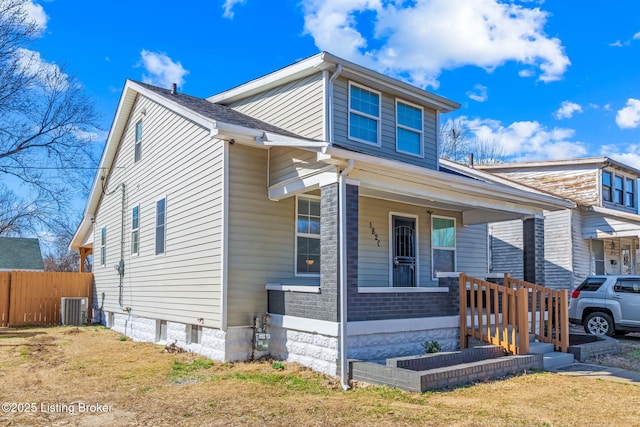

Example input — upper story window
[155,198,166,255]
[100,227,106,267]
[602,172,612,202]
[349,82,380,146]
[396,100,423,156]
[131,205,140,255]
[134,120,142,162]
[296,196,320,276]
[602,170,636,208]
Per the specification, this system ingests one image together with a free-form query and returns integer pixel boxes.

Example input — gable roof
[0,237,44,271]
[208,51,460,113]
[70,79,327,251]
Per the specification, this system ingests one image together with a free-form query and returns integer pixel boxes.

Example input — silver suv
[569,275,640,336]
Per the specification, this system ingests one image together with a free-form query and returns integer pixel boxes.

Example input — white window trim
[395,99,424,158]
[431,215,456,280]
[294,195,321,277]
[388,212,419,287]
[155,196,167,256]
[131,204,140,256]
[100,226,106,267]
[348,81,381,147]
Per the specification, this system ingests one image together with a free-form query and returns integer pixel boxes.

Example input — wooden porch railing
[459,273,569,355]
[504,274,569,353]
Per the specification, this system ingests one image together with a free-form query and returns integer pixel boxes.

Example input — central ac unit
[61,297,88,326]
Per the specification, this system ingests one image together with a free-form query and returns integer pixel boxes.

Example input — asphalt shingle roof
[0,237,44,270]
[134,81,314,140]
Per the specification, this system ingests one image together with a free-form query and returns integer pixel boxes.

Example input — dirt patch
[1,326,640,426]
[584,336,640,371]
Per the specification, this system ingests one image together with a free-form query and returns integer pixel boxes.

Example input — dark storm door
[392,216,416,287]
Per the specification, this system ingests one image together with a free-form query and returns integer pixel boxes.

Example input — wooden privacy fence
[0,271,93,327]
[459,273,570,355]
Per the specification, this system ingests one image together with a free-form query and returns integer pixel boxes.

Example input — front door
[392,216,416,287]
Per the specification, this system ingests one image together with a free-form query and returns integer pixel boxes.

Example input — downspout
[326,62,351,390]
[118,183,127,309]
[327,64,343,143]
[339,159,354,390]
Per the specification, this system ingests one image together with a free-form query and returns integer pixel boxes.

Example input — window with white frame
[396,100,423,156]
[432,216,456,278]
[296,196,320,275]
[134,120,142,162]
[131,205,139,255]
[602,170,636,208]
[349,82,380,145]
[155,198,166,255]
[100,227,106,267]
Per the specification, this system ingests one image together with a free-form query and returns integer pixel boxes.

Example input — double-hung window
[626,179,635,207]
[396,100,423,156]
[131,205,140,255]
[602,171,612,202]
[296,197,320,275]
[614,175,624,205]
[100,227,106,267]
[602,170,637,208]
[134,121,142,162]
[432,216,456,278]
[349,83,380,145]
[155,198,166,255]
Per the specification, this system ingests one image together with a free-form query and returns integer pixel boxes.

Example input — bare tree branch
[0,0,100,237]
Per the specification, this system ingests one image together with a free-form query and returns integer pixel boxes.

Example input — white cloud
[467,84,488,102]
[455,116,587,161]
[23,1,48,34]
[16,48,69,89]
[634,32,640,40]
[222,0,246,19]
[554,101,583,119]
[616,98,640,129]
[138,50,189,89]
[600,144,640,170]
[609,40,625,47]
[302,0,570,88]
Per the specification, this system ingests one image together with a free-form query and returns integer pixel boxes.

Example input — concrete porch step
[527,341,555,355]
[543,351,575,370]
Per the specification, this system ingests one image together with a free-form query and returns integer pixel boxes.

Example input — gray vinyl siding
[93,96,224,328]
[227,144,319,327]
[269,146,329,185]
[457,223,488,277]
[543,209,573,289]
[332,77,438,169]
[227,73,325,140]
[358,196,464,287]
[489,220,524,279]
[582,210,640,238]
[571,209,590,286]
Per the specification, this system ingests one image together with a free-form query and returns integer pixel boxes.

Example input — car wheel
[584,312,615,336]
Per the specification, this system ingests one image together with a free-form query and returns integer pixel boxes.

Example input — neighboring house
[477,157,640,289]
[0,237,44,271]
[70,52,571,378]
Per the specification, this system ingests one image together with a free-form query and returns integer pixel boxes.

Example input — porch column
[79,247,92,273]
[523,216,545,285]
[320,182,340,322]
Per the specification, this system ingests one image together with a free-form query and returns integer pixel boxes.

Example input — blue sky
[21,0,640,168]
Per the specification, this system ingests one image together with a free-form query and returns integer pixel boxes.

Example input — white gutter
[339,159,355,391]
